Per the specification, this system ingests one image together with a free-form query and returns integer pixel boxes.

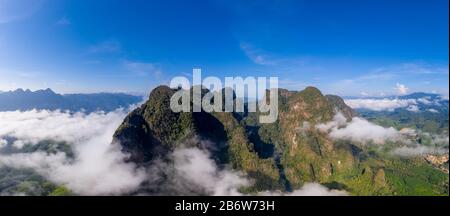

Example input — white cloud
[425,133,449,146]
[439,95,449,101]
[427,109,439,113]
[316,112,348,132]
[0,109,128,145]
[172,148,347,196]
[417,97,431,105]
[317,113,404,145]
[395,83,408,95]
[240,42,275,66]
[0,110,349,196]
[360,91,369,97]
[317,113,449,157]
[406,105,420,112]
[0,109,147,195]
[345,95,447,112]
[0,138,7,148]
[12,140,25,149]
[344,98,417,111]
[172,148,250,196]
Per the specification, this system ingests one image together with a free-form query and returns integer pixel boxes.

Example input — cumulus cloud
[0,109,128,146]
[427,109,439,113]
[317,113,449,157]
[360,91,369,97]
[417,97,432,105]
[0,109,345,196]
[406,105,420,112]
[170,148,347,196]
[395,83,408,95]
[344,98,417,111]
[172,148,250,196]
[345,95,446,112]
[316,113,403,145]
[0,138,6,148]
[0,109,147,195]
[240,42,275,66]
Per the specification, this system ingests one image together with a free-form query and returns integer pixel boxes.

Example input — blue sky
[0,0,448,96]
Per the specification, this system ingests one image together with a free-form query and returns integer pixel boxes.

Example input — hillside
[113,85,449,195]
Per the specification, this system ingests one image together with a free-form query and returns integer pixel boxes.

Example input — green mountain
[243,87,358,189]
[113,86,281,191]
[113,85,449,195]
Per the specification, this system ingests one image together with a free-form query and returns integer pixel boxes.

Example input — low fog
[1,109,445,195]
[0,109,347,196]
[345,98,418,111]
[317,112,449,156]
[0,109,147,195]
[316,113,403,145]
[344,96,447,112]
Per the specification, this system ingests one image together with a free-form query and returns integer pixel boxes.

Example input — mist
[0,109,347,196]
[316,113,403,145]
[0,109,147,195]
[317,112,449,156]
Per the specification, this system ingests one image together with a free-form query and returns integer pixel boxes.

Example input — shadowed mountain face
[0,89,142,112]
[113,85,363,192]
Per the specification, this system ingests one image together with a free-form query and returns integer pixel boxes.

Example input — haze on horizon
[0,0,448,97]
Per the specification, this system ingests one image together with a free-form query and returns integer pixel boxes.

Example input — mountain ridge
[0,88,143,112]
[343,92,448,100]
[113,85,363,193]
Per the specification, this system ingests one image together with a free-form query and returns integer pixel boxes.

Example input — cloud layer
[317,113,402,145]
[344,98,418,111]
[0,109,347,196]
[172,147,250,196]
[0,109,147,195]
[345,95,447,112]
[395,83,409,95]
[317,113,449,156]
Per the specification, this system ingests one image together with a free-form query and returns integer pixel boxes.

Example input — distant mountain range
[344,92,449,113]
[0,88,143,112]
[344,92,448,100]
[343,92,449,134]
[0,86,447,196]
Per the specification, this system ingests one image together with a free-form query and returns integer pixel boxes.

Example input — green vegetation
[95,85,450,196]
[240,87,448,195]
[49,186,73,196]
[0,167,73,196]
[360,109,449,135]
[3,85,447,196]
